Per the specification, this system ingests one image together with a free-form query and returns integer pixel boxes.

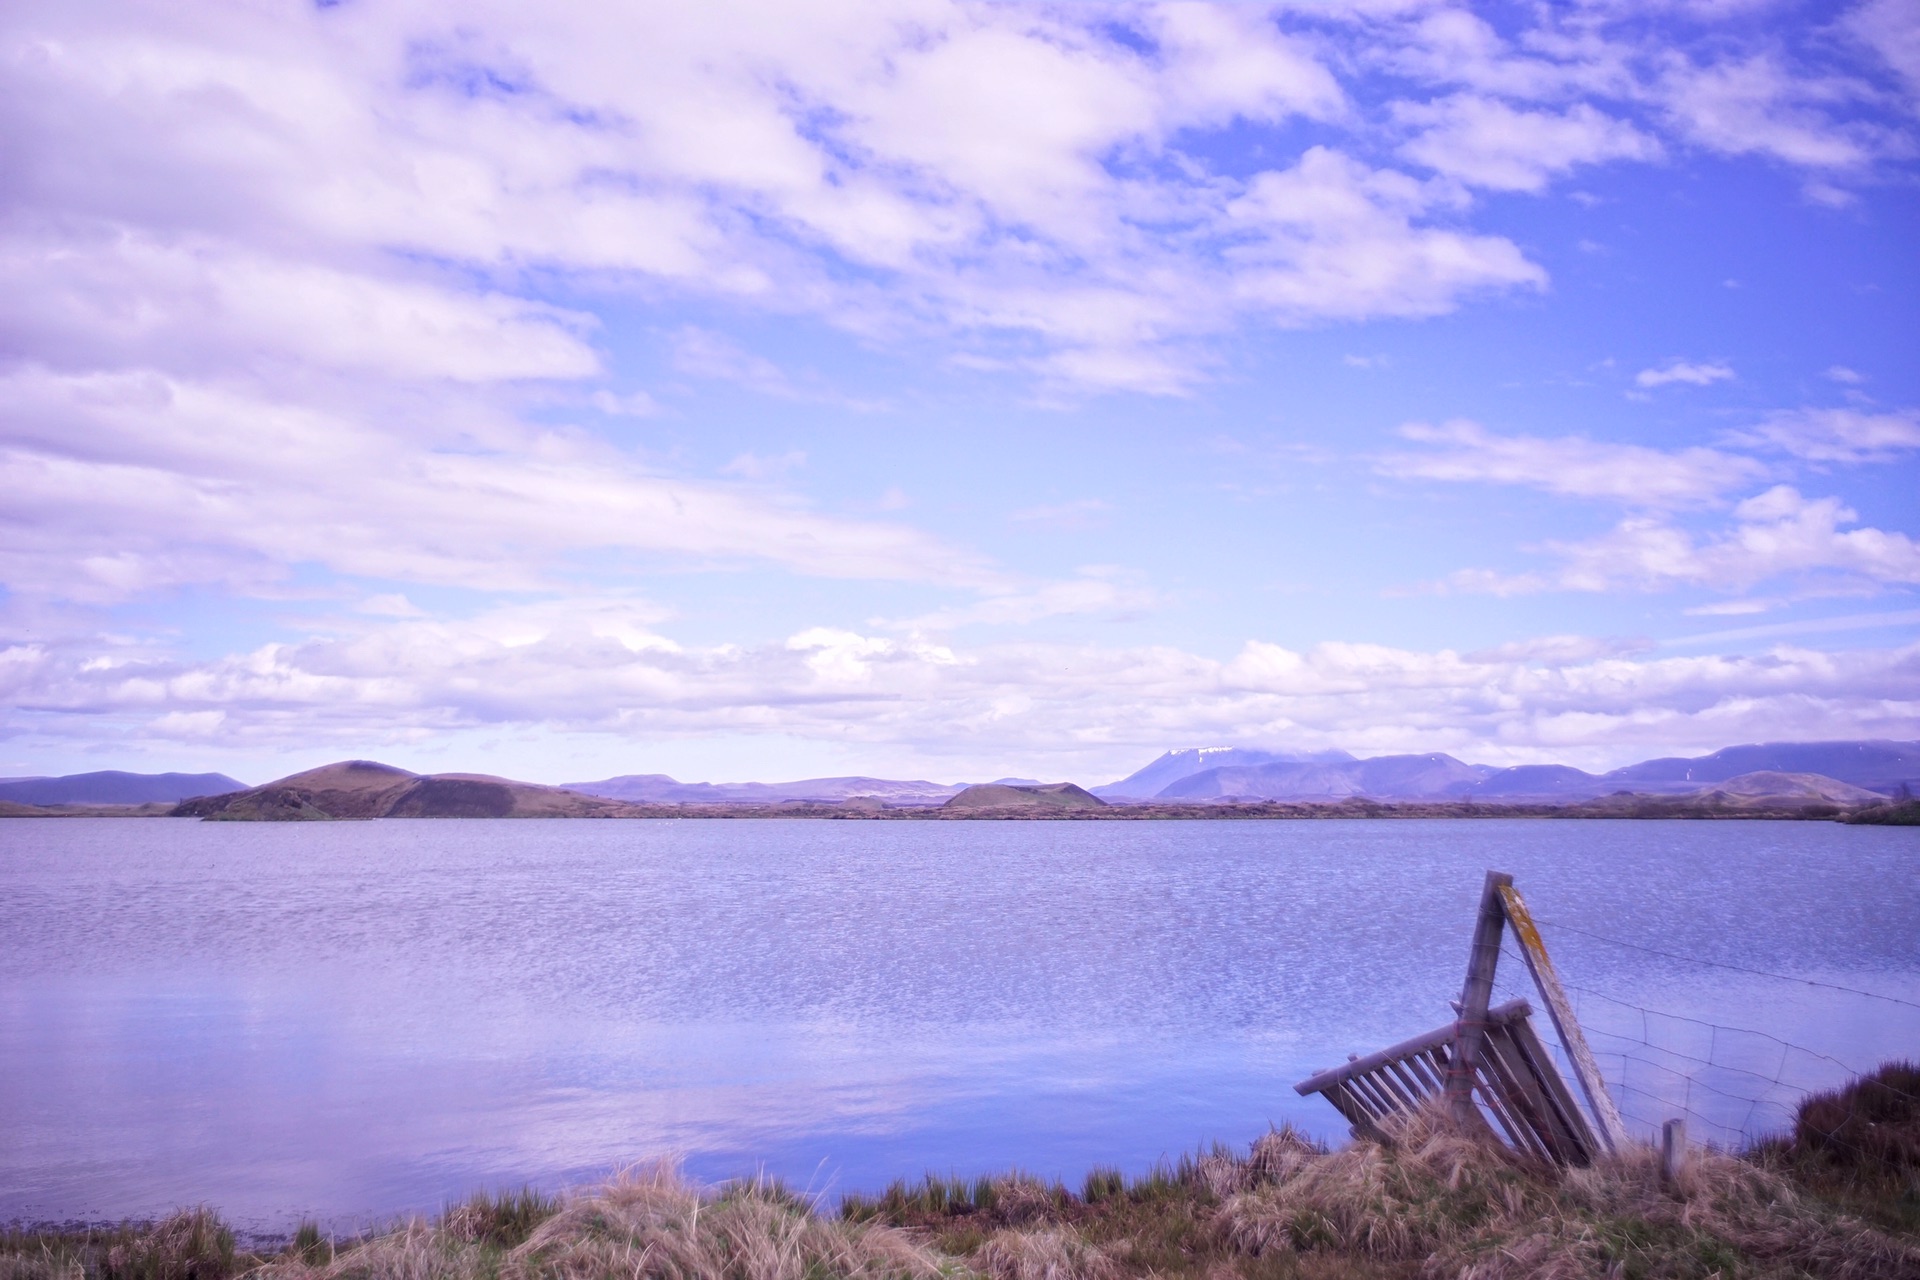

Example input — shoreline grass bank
[6,1063,1916,1280]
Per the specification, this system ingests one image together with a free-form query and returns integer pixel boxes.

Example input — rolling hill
[171,761,636,820]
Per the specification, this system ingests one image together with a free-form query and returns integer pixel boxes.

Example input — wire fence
[1477,916,1919,1155]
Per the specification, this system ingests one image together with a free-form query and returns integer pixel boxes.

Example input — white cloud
[1665,607,1920,648]
[0,1,1559,400]
[669,328,883,407]
[1725,406,1920,463]
[590,390,661,417]
[891,571,1157,631]
[0,232,601,383]
[1659,54,1881,170]
[1448,485,1920,595]
[1378,9,1635,102]
[1398,96,1661,192]
[1223,147,1546,321]
[1636,359,1735,387]
[1846,0,1920,97]
[1007,500,1114,531]
[6,612,1914,777]
[1380,420,1765,507]
[721,451,808,481]
[0,366,998,601]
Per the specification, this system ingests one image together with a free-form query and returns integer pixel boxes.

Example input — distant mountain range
[0,770,244,807]
[6,740,1917,813]
[1097,740,1920,803]
[1089,747,1357,800]
[563,773,966,805]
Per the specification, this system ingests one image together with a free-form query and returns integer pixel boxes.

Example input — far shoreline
[5,796,1916,822]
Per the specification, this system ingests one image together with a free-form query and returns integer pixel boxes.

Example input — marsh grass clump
[840,1171,1073,1227]
[974,1228,1119,1280]
[288,1223,330,1268]
[1755,1059,1920,1236]
[1080,1169,1124,1207]
[501,1163,946,1280]
[1217,1101,1920,1280]
[1,1213,240,1280]
[102,1209,235,1280]
[440,1187,560,1249]
[1793,1060,1920,1172]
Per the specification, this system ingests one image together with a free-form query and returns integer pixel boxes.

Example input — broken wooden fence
[1294,871,1629,1166]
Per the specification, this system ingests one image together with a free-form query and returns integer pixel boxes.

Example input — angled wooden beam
[1497,881,1629,1154]
[1447,870,1511,1128]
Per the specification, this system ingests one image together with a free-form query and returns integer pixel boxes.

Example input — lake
[2,817,1915,1231]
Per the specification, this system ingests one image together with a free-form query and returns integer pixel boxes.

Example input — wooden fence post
[1497,882,1630,1155]
[1661,1119,1687,1188]
[1448,870,1511,1128]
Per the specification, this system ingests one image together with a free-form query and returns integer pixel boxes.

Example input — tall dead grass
[1216,1104,1920,1280]
[252,1163,950,1280]
[0,1209,234,1280]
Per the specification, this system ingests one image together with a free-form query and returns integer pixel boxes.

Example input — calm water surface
[2,817,1915,1229]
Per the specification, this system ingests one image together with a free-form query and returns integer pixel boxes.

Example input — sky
[2,0,1917,788]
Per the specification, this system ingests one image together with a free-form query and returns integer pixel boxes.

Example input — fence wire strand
[1475,924,1917,1159]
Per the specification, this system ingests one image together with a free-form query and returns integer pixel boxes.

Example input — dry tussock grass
[1214,1104,1920,1280]
[973,1228,1119,1280]
[253,1164,950,1280]
[0,1249,86,1280]
[500,1164,944,1280]
[0,1210,236,1280]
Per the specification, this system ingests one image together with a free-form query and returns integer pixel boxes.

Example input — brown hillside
[170,761,637,821]
[944,782,1106,811]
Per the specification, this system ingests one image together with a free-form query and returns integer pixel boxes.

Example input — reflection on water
[2,817,1915,1229]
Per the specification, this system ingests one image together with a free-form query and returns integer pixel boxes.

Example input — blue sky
[2,0,1916,786]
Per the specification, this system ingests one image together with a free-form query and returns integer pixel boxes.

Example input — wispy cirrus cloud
[0,366,999,602]
[1725,407,1920,463]
[1378,420,1764,507]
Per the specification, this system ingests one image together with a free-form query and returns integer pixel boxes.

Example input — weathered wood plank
[1484,1023,1582,1164]
[1661,1118,1687,1187]
[1449,871,1512,1127]
[1295,998,1531,1096]
[1508,1012,1600,1161]
[1497,881,1629,1154]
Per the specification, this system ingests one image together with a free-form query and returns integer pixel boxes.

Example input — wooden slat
[1324,1082,1377,1136]
[1468,1061,1540,1158]
[1508,1012,1600,1161]
[1295,998,1532,1096]
[1352,1068,1397,1113]
[1483,1024,1582,1164]
[1384,1057,1436,1107]
[1481,1029,1558,1160]
[1370,1063,1420,1111]
[1401,1051,1444,1094]
[1349,1070,1400,1117]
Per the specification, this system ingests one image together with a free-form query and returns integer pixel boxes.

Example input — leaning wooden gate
[1293,871,1630,1165]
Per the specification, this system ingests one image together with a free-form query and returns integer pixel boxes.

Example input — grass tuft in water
[287,1222,329,1267]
